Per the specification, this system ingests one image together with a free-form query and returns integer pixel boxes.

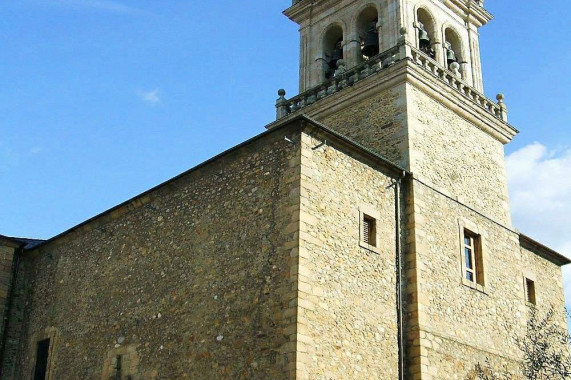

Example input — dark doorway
[33,338,50,380]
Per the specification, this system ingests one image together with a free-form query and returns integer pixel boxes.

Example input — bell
[418,29,431,50]
[446,48,457,66]
[361,23,379,58]
[328,41,343,70]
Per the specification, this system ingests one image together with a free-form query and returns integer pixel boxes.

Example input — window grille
[362,214,377,247]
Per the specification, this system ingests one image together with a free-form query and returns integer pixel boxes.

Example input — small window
[362,214,377,247]
[525,278,536,305]
[34,339,50,380]
[463,230,484,286]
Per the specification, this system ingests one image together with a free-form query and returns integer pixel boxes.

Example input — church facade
[1,0,569,379]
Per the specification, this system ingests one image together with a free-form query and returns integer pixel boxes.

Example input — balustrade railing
[409,46,506,121]
[276,43,507,123]
[276,44,403,119]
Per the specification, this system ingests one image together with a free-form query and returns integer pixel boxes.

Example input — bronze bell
[328,41,343,70]
[446,47,457,66]
[361,22,379,58]
[418,29,431,50]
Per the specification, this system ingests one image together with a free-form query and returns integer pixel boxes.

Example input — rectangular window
[34,338,50,380]
[463,230,484,286]
[525,278,536,305]
[362,214,377,247]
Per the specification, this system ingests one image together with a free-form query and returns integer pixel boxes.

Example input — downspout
[395,172,405,380]
[0,244,22,375]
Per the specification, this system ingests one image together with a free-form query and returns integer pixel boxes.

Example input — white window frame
[458,218,488,293]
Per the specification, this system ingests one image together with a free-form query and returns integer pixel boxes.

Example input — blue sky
[1,1,570,302]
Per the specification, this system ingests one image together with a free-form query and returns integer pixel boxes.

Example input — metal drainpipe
[395,173,405,380]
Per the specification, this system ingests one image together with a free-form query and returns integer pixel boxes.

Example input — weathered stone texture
[407,86,512,225]
[0,244,15,356]
[296,132,400,379]
[4,129,302,379]
[521,245,567,325]
[320,86,408,167]
[406,179,566,379]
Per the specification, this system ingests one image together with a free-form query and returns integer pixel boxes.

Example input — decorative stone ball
[278,89,286,97]
[450,62,460,71]
[496,93,505,103]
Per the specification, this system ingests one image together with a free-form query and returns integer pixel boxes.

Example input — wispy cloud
[137,89,161,107]
[506,142,571,307]
[35,0,145,15]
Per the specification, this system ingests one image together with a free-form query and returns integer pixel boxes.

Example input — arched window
[322,25,344,80]
[416,8,436,59]
[444,28,463,69]
[356,7,379,62]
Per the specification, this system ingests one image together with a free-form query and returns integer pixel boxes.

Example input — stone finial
[398,27,407,43]
[276,89,289,120]
[496,93,508,122]
[450,62,461,78]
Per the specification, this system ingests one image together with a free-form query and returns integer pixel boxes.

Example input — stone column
[345,32,361,69]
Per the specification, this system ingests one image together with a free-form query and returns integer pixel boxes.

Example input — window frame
[458,219,488,293]
[29,327,57,380]
[523,273,537,306]
[359,206,381,254]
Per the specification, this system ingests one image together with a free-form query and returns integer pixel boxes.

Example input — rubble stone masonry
[3,126,303,380]
[296,131,400,379]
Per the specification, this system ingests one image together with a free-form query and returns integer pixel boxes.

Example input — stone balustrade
[276,44,403,119]
[276,43,507,123]
[409,46,507,122]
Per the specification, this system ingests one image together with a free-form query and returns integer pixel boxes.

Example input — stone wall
[406,85,512,226]
[405,178,567,380]
[3,126,303,380]
[521,245,567,328]
[0,244,16,362]
[319,85,409,168]
[294,131,400,379]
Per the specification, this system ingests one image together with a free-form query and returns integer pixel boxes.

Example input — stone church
[0,0,568,379]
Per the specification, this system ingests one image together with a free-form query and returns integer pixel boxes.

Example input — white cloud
[137,89,161,107]
[35,0,144,15]
[506,142,571,307]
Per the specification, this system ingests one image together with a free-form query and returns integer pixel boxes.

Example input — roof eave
[520,234,571,267]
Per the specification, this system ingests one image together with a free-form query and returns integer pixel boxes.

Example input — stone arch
[415,5,437,59]
[354,4,380,63]
[320,22,345,80]
[443,25,466,67]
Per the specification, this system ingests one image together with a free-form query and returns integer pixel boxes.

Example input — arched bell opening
[322,25,344,80]
[356,7,379,63]
[444,28,464,71]
[416,8,436,60]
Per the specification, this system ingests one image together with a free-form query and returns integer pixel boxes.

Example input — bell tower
[275,0,516,226]
[284,0,490,93]
[274,1,524,379]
